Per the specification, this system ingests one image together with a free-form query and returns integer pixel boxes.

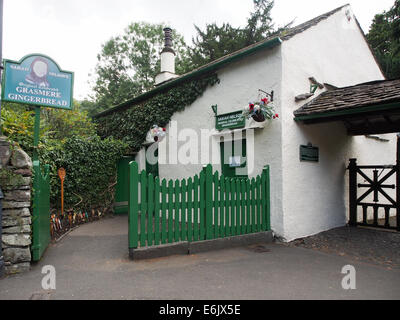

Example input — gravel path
[285,226,400,269]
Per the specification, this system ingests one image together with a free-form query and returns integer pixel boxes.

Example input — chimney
[155,27,179,85]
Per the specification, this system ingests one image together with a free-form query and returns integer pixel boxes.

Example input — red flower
[275,114,279,118]
[163,128,166,132]
[261,98,269,104]
[249,103,255,110]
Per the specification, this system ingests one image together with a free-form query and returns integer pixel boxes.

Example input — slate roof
[294,79,400,118]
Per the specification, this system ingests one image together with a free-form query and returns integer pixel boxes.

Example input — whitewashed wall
[280,5,394,241]
[155,46,286,236]
[135,5,396,242]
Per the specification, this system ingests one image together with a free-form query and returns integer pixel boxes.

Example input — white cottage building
[96,5,399,241]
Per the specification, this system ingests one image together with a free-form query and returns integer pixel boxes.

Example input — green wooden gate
[31,161,51,262]
[115,156,136,214]
[128,162,271,250]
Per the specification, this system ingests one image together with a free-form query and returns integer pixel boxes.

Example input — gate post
[204,165,213,240]
[348,158,358,227]
[262,166,271,231]
[31,161,41,261]
[31,161,51,262]
[128,161,139,259]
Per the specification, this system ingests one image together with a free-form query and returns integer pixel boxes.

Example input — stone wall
[0,137,33,274]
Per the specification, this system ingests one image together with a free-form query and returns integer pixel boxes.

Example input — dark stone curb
[129,231,273,261]
[188,231,274,254]
[129,242,189,260]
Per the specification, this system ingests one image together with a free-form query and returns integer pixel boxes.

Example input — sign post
[1,54,74,159]
[1,54,74,262]
[33,107,40,162]
[58,168,66,216]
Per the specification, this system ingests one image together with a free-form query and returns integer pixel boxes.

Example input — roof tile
[294,79,400,117]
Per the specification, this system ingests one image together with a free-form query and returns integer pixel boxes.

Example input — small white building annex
[96,4,400,241]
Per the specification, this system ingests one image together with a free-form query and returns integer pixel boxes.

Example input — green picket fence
[128,162,271,249]
[31,161,51,262]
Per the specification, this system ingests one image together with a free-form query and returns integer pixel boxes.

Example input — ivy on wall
[95,74,220,152]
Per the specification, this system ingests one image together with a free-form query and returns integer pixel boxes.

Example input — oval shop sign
[1,54,74,110]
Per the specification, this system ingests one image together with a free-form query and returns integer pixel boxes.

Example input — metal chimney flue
[156,26,178,85]
[164,28,173,48]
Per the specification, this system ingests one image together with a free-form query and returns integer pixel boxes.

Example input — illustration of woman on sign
[25,57,50,87]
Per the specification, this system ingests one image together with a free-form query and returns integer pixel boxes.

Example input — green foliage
[0,103,36,153]
[190,23,248,66]
[1,101,97,154]
[189,0,291,68]
[40,136,127,210]
[367,0,400,79]
[96,74,219,152]
[79,99,101,118]
[1,101,127,212]
[89,2,289,116]
[92,22,193,111]
[246,0,275,42]
[41,103,97,143]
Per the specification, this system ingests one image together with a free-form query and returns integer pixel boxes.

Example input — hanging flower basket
[252,111,266,123]
[241,98,279,123]
[146,125,167,143]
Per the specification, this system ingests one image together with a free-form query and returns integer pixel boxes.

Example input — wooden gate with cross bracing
[348,137,400,231]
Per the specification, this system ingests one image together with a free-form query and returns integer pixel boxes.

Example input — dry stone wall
[0,137,33,274]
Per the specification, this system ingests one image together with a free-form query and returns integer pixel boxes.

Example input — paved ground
[0,215,399,300]
[286,226,400,269]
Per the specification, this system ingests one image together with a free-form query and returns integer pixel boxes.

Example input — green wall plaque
[216,111,245,131]
[300,144,319,162]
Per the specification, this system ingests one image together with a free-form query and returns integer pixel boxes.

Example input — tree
[89,1,289,114]
[189,0,290,68]
[41,101,97,143]
[0,102,35,153]
[367,0,400,79]
[91,22,193,110]
[0,100,127,212]
[76,99,100,118]
[0,101,96,154]
[245,0,275,45]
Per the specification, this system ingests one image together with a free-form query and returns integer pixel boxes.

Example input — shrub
[1,102,128,212]
[0,103,36,154]
[40,136,127,211]
[41,104,97,142]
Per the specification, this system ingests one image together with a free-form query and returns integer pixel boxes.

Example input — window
[220,138,247,178]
